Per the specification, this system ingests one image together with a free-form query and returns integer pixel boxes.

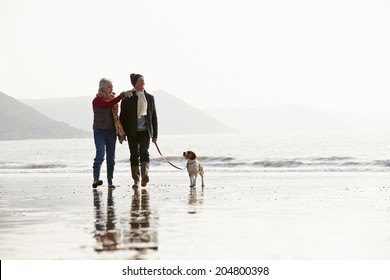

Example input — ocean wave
[303,156,355,161]
[150,156,390,169]
[0,162,67,170]
[372,160,390,167]
[2,156,390,174]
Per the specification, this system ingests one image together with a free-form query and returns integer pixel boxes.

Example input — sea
[1,132,390,174]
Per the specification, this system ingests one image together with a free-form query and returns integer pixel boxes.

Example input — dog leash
[154,142,187,170]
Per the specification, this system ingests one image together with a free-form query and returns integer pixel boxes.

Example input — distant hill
[0,92,90,140]
[22,95,93,133]
[21,90,236,135]
[153,90,235,134]
[205,105,390,134]
[16,91,390,136]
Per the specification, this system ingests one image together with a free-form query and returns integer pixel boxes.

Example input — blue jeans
[93,129,117,182]
[127,131,150,166]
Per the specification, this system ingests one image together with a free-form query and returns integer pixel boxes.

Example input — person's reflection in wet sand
[128,187,158,257]
[93,189,117,251]
[188,186,204,214]
[92,187,158,257]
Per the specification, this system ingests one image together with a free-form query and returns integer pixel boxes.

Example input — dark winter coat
[119,91,158,139]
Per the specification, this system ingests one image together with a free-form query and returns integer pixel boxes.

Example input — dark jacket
[119,91,158,138]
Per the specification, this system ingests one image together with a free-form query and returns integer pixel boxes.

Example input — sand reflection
[127,187,158,251]
[92,187,158,257]
[93,189,117,251]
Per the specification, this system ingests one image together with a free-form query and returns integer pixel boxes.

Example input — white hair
[98,78,112,91]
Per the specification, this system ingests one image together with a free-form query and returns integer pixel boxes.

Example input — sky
[0,0,389,112]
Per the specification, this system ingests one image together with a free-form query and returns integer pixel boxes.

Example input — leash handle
[154,142,187,170]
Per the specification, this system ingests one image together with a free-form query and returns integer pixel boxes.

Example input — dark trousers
[127,131,150,166]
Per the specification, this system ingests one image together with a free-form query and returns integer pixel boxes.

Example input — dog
[183,151,204,187]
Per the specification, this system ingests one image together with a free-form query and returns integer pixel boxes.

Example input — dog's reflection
[128,187,158,249]
[188,186,204,214]
[93,189,117,251]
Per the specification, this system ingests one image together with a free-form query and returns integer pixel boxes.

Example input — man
[120,74,158,187]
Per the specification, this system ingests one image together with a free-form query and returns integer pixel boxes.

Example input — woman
[120,73,158,187]
[92,78,126,188]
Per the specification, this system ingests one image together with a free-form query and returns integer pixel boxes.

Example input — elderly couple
[92,73,158,189]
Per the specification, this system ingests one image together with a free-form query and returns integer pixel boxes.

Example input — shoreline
[1,172,390,259]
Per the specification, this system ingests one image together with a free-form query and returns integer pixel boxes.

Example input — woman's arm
[93,95,122,108]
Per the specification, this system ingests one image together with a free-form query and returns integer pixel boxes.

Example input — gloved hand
[120,91,127,99]
[118,134,127,144]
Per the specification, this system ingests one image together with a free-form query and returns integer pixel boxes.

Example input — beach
[1,171,390,260]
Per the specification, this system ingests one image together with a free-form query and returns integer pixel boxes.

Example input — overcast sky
[1,0,389,112]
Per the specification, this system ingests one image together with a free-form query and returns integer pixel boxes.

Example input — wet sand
[1,171,390,259]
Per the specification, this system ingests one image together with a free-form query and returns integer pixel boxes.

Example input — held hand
[152,137,157,143]
[118,134,127,144]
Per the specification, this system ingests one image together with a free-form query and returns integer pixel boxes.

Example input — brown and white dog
[183,151,204,187]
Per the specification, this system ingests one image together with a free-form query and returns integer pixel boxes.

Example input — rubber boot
[92,164,103,188]
[107,164,115,188]
[141,162,149,187]
[131,166,140,188]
